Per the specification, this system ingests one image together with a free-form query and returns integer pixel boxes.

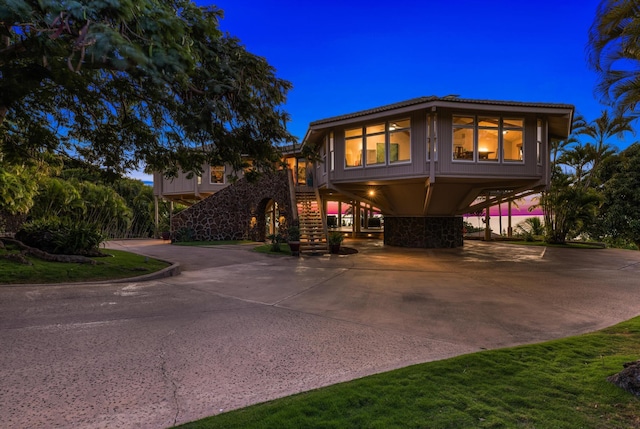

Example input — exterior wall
[153,171,199,197]
[320,109,547,186]
[435,111,542,181]
[329,111,429,184]
[384,216,464,248]
[153,165,240,198]
[171,170,294,242]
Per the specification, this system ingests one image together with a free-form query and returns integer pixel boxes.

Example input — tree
[573,110,634,187]
[0,0,294,176]
[588,0,640,115]
[541,167,601,244]
[515,217,545,237]
[596,143,640,248]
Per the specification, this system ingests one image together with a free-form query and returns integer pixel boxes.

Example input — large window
[345,127,363,167]
[503,118,523,162]
[365,123,386,165]
[389,119,411,163]
[452,115,524,163]
[453,116,475,160]
[210,166,225,184]
[344,119,411,168]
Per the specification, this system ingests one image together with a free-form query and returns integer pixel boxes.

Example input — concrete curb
[0,260,180,288]
[109,260,181,283]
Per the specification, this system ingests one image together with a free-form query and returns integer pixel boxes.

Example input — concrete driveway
[1,239,640,428]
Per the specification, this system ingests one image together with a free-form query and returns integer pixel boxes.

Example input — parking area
[1,239,640,428]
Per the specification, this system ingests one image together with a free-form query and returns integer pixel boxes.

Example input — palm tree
[588,0,640,114]
[558,143,593,185]
[573,110,633,187]
[515,217,545,238]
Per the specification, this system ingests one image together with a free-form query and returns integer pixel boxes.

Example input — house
[153,96,574,249]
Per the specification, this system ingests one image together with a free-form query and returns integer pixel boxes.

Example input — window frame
[388,118,412,165]
[209,165,226,184]
[451,115,525,164]
[343,119,412,169]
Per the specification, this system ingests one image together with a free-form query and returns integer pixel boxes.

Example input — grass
[252,243,293,256]
[0,248,170,284]
[175,317,640,429]
[505,240,606,249]
[169,239,294,255]
[172,240,255,246]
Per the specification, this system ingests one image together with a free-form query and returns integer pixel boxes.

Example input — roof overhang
[301,96,575,147]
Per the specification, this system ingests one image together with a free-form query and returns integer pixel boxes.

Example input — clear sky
[207,0,612,142]
[133,0,628,182]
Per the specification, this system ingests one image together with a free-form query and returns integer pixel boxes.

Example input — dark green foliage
[0,249,169,284]
[175,227,195,243]
[0,0,294,176]
[328,231,344,245]
[16,217,104,255]
[588,0,640,115]
[463,220,483,234]
[595,143,640,248]
[287,225,300,242]
[515,217,545,242]
[267,233,285,251]
[541,111,634,246]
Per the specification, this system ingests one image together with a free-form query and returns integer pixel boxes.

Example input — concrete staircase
[296,189,328,255]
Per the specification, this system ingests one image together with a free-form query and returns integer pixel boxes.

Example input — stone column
[384,216,464,248]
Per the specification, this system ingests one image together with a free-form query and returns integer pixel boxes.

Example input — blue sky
[134,0,627,181]
[209,0,609,140]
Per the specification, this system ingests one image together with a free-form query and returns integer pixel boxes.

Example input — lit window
[453,116,475,160]
[345,127,363,167]
[365,123,386,166]
[452,115,524,163]
[344,119,411,168]
[210,166,225,184]
[502,118,523,162]
[297,158,306,184]
[389,119,411,163]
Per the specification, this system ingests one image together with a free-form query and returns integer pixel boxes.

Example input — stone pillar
[384,216,464,248]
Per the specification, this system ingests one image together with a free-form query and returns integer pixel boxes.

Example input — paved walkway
[1,239,640,428]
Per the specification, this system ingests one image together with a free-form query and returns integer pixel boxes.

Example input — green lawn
[175,317,640,429]
[252,243,293,255]
[504,240,606,249]
[171,240,293,256]
[172,240,256,246]
[0,248,170,284]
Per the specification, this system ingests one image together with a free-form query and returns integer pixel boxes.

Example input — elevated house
[153,96,574,251]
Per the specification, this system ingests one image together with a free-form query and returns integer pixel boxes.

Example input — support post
[484,193,492,241]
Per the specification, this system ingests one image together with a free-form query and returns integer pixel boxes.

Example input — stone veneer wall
[171,170,293,242]
[384,216,464,248]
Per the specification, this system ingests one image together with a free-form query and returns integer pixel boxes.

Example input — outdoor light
[368,190,375,197]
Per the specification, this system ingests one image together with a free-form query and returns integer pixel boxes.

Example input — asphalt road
[1,239,640,428]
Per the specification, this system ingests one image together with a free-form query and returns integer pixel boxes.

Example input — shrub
[267,233,285,251]
[16,217,104,255]
[287,225,300,242]
[328,231,344,245]
[175,227,195,242]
